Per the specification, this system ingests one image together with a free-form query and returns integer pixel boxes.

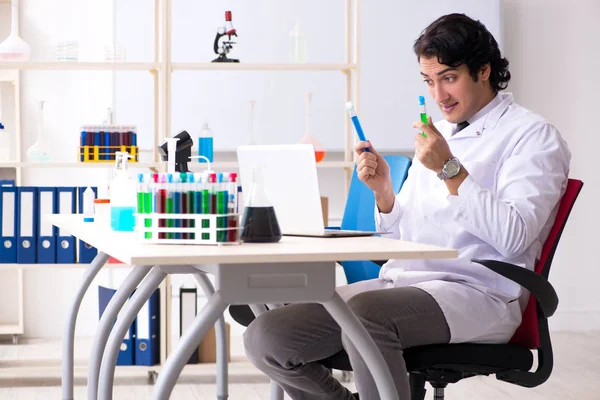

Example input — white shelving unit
[0,0,360,360]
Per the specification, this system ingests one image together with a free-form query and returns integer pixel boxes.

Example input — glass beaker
[289,20,307,63]
[298,92,326,162]
[26,101,51,162]
[240,166,282,243]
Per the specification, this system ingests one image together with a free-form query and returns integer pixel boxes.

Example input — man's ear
[480,63,492,82]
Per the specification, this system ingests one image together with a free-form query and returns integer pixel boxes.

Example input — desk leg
[322,293,399,400]
[194,274,228,400]
[249,305,284,400]
[153,291,227,400]
[87,265,152,400]
[98,267,167,400]
[62,252,109,400]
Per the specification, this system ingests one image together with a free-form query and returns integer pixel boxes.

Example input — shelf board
[190,160,355,170]
[0,263,133,270]
[172,63,357,72]
[0,161,156,169]
[0,324,23,335]
[0,62,160,71]
[0,160,354,169]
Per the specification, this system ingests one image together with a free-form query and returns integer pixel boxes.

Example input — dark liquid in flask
[240,206,282,243]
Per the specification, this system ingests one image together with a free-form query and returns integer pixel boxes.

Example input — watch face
[445,159,460,177]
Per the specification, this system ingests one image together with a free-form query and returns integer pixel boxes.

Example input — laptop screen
[237,144,325,234]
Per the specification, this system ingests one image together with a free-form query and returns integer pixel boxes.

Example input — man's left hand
[413,116,453,173]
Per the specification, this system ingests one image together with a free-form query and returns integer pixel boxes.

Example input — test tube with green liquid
[419,96,428,138]
[137,174,152,239]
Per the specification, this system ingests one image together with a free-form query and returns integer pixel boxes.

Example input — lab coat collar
[448,93,514,140]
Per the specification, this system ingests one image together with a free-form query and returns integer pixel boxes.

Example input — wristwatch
[437,157,461,180]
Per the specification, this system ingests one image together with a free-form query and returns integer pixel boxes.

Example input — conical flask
[240,166,282,243]
[298,92,325,162]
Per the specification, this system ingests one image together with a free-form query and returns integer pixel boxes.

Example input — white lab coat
[337,93,571,343]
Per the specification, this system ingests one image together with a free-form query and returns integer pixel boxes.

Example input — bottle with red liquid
[298,92,326,163]
[240,166,281,243]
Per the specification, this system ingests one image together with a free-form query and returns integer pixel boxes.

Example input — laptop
[236,144,390,238]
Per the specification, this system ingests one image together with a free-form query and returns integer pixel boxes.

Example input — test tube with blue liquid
[345,101,370,152]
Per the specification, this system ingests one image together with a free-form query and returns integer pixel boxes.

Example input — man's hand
[413,117,454,173]
[413,117,469,195]
[354,141,395,213]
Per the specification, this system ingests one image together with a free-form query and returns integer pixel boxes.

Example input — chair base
[433,386,445,400]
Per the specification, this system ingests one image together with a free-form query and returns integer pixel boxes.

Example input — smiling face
[420,56,494,124]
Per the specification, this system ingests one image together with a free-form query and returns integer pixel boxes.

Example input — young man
[242,13,571,399]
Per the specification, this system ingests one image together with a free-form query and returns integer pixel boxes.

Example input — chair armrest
[471,259,558,318]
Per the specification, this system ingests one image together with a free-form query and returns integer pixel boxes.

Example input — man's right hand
[354,141,395,213]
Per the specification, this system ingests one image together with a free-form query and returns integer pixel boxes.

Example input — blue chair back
[340,155,412,284]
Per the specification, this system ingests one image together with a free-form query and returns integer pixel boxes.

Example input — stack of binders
[0,184,99,264]
[98,286,160,366]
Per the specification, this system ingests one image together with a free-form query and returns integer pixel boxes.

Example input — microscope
[212,11,239,63]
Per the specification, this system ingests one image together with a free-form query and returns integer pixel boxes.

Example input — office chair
[335,155,412,283]
[228,155,412,325]
[319,178,584,399]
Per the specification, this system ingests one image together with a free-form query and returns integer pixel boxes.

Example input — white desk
[48,214,457,400]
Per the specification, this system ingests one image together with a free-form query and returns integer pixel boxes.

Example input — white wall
[502,0,600,330]
[2,0,598,338]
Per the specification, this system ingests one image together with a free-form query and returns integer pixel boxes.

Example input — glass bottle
[198,122,214,162]
[298,92,326,162]
[26,101,51,162]
[240,166,281,243]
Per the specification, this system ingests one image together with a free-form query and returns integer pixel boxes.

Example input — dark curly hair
[413,13,510,93]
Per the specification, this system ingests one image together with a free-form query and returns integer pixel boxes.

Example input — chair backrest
[340,155,411,283]
[509,178,584,349]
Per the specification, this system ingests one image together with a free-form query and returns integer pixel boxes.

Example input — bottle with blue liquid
[198,122,213,163]
[110,151,137,231]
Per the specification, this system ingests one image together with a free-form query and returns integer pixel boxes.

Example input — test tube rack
[79,145,139,163]
[135,213,240,245]
[78,125,139,163]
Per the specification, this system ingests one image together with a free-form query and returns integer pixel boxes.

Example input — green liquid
[420,112,428,137]
[166,197,174,239]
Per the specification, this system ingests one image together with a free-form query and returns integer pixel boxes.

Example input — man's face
[419,56,491,124]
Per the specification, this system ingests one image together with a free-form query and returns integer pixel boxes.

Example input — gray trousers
[243,286,451,400]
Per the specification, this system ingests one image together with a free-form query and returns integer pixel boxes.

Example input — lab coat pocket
[462,160,497,191]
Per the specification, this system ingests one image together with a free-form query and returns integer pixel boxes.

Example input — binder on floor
[37,187,57,263]
[180,287,199,364]
[77,187,98,263]
[98,286,136,366]
[56,187,77,263]
[17,187,38,264]
[135,288,160,366]
[0,186,18,263]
